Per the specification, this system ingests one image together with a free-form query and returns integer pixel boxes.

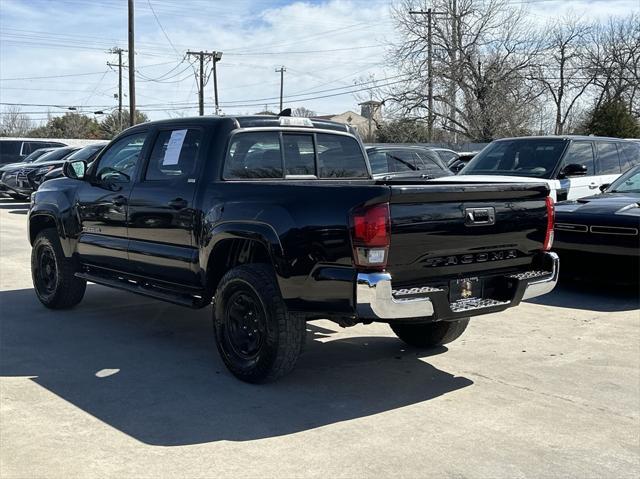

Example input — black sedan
[366,145,453,180]
[0,147,59,196]
[554,165,640,280]
[0,146,79,199]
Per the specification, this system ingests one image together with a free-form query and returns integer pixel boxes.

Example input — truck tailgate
[386,182,550,285]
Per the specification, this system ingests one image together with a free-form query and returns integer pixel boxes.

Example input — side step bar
[75,271,207,308]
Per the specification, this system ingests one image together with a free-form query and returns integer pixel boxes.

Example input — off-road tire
[213,263,305,383]
[390,318,469,348]
[31,228,86,309]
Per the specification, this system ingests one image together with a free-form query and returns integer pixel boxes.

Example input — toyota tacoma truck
[28,115,558,383]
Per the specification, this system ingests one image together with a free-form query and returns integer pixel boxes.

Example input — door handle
[588,182,598,189]
[112,195,127,206]
[168,198,188,210]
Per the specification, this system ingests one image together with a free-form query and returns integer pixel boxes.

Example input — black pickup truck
[28,115,558,383]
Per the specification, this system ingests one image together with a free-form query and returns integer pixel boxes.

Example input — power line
[147,0,180,56]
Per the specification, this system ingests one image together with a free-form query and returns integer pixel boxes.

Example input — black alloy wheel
[34,243,58,297]
[224,287,268,360]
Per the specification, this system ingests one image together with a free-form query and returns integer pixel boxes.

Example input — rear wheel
[31,228,86,309]
[390,318,469,348]
[213,264,305,383]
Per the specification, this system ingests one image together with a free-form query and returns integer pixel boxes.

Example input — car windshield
[461,139,568,178]
[609,166,640,193]
[34,147,76,163]
[366,148,448,177]
[21,148,54,163]
[66,144,106,161]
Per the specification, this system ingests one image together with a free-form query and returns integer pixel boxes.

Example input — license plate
[449,277,482,302]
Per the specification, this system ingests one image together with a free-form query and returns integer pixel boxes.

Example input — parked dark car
[554,165,640,281]
[0,147,59,196]
[39,143,108,185]
[366,145,453,179]
[1,146,79,199]
[0,138,66,165]
[29,115,557,383]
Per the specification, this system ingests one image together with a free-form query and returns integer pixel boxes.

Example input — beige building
[313,101,382,141]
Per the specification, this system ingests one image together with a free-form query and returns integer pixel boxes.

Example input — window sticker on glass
[163,129,188,165]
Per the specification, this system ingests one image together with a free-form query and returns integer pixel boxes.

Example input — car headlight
[36,165,55,175]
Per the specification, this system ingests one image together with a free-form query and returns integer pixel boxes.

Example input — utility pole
[212,51,223,115]
[409,9,446,142]
[275,66,286,112]
[108,47,127,131]
[128,0,136,126]
[187,50,223,116]
[199,52,204,115]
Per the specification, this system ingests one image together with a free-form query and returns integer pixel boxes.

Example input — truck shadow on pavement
[0,285,473,446]
[527,275,639,312]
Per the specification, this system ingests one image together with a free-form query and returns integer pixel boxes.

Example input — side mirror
[599,183,610,193]
[559,163,588,178]
[63,160,87,180]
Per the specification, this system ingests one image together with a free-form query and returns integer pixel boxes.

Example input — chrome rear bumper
[356,252,559,321]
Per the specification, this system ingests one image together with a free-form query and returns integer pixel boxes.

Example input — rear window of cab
[223,131,369,179]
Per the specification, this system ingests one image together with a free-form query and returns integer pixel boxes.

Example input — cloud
[1,0,638,123]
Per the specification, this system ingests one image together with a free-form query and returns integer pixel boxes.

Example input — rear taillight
[350,202,390,270]
[543,196,555,251]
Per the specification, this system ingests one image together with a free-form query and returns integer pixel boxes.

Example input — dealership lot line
[1,197,638,479]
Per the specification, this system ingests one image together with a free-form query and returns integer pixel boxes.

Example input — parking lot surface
[1,196,638,478]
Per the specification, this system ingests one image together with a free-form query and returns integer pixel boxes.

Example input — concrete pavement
[1,196,638,478]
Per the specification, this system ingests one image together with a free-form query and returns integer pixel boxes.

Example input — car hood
[0,161,34,172]
[556,193,640,218]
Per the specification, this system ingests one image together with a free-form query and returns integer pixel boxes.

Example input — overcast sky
[0,0,638,123]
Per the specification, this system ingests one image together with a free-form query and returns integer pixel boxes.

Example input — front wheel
[31,228,86,309]
[213,264,305,383]
[390,318,469,348]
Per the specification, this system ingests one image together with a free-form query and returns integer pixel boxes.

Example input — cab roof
[123,115,352,134]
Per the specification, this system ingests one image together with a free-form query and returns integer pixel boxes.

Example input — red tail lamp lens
[350,203,390,268]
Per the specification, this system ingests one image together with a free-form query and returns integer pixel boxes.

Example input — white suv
[446,136,640,201]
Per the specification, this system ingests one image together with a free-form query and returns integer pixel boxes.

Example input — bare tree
[588,14,640,117]
[531,17,594,135]
[292,107,317,117]
[386,0,543,141]
[0,106,33,137]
